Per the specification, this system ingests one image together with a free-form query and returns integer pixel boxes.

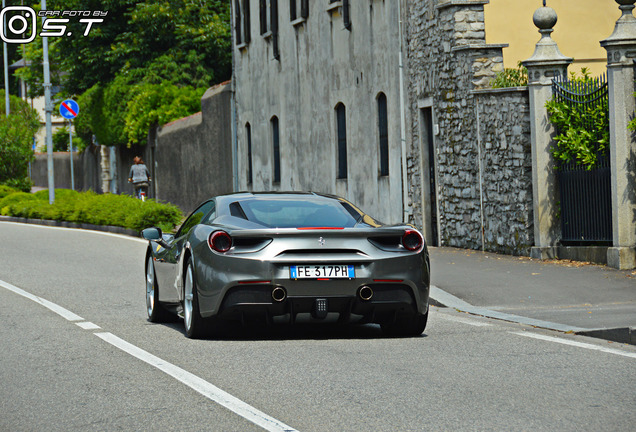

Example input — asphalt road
[1,222,635,431]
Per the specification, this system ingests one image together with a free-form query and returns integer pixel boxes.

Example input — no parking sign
[59,99,79,119]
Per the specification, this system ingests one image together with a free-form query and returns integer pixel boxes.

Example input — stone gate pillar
[601,0,636,270]
[522,5,572,259]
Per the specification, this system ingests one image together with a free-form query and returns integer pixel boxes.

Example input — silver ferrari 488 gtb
[141,192,430,338]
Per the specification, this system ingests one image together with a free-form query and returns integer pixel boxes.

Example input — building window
[235,0,251,45]
[235,0,242,45]
[377,93,389,176]
[335,103,347,180]
[243,0,251,43]
[342,0,351,30]
[260,0,267,34]
[246,123,253,185]
[271,0,280,60]
[290,0,308,20]
[271,116,281,183]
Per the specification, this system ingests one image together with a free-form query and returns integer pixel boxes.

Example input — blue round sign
[59,99,79,119]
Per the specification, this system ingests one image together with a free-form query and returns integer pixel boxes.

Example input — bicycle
[131,180,150,201]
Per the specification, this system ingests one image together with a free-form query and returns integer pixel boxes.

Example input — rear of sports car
[190,225,430,335]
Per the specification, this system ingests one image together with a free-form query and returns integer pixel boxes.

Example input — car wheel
[381,311,428,337]
[184,258,206,338]
[146,255,170,322]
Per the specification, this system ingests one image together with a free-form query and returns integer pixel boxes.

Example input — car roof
[216,191,340,204]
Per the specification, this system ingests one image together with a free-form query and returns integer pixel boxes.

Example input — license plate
[290,265,355,279]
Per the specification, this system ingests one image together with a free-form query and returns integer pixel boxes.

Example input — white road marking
[511,331,636,359]
[437,314,491,327]
[0,220,147,244]
[95,332,298,432]
[0,278,298,432]
[76,321,101,330]
[0,279,83,322]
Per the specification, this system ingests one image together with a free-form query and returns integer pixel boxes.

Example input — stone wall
[403,0,533,254]
[31,147,102,193]
[473,88,533,254]
[153,83,234,213]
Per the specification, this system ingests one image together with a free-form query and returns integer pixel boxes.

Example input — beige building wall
[485,0,618,76]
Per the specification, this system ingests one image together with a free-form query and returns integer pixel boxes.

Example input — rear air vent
[368,236,402,250]
[232,237,272,253]
[280,249,362,255]
[275,249,368,258]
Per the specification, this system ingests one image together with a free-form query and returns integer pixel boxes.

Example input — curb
[430,285,635,346]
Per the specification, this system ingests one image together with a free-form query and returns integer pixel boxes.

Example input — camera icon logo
[0,6,36,44]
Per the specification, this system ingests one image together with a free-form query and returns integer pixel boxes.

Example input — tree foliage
[16,0,231,148]
[0,91,40,190]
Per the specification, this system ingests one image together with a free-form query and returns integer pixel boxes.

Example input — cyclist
[128,156,151,200]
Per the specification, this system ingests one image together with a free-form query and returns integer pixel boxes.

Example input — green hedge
[0,188,183,233]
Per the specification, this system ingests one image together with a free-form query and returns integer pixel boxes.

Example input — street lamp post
[41,0,55,203]
[3,0,10,116]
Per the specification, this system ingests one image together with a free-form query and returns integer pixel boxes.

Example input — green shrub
[33,188,79,201]
[0,189,183,232]
[1,177,33,192]
[0,185,19,199]
[491,62,528,88]
[0,192,38,216]
[545,68,609,170]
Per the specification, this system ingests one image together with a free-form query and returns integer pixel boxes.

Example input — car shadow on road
[153,319,429,341]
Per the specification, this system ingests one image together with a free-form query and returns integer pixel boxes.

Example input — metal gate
[551,74,612,245]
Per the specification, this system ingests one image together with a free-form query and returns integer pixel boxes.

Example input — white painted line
[95,332,298,432]
[0,278,298,432]
[76,321,101,330]
[511,331,636,360]
[0,279,84,322]
[437,314,491,327]
[0,220,147,244]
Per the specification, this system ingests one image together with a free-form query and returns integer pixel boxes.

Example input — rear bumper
[215,282,428,324]
[194,251,430,323]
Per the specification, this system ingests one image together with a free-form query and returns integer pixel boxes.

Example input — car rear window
[236,199,361,228]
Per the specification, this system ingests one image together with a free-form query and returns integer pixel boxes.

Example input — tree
[16,0,231,147]
[0,91,40,191]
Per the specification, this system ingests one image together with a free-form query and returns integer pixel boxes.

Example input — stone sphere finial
[533,6,558,31]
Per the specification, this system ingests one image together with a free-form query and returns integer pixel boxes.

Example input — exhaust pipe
[358,286,373,301]
[272,286,287,302]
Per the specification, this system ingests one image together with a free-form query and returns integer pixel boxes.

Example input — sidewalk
[428,247,636,344]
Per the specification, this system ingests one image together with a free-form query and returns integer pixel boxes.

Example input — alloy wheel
[184,263,194,331]
[146,256,155,317]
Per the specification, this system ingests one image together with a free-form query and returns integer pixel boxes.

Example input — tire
[184,258,206,338]
[381,311,428,337]
[146,255,171,322]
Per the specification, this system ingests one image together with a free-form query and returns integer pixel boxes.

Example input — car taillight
[209,231,232,253]
[402,229,423,251]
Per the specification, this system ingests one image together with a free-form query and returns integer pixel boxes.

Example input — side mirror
[141,227,163,241]
[141,227,170,248]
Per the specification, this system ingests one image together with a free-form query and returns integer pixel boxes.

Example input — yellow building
[485,0,619,76]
